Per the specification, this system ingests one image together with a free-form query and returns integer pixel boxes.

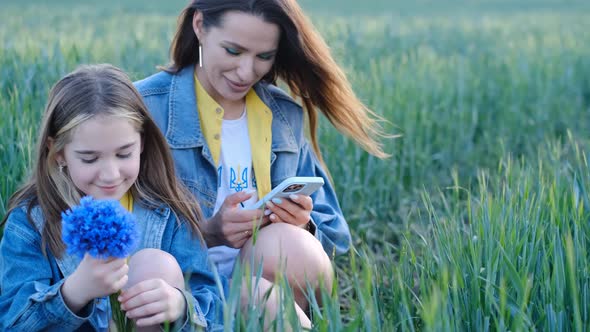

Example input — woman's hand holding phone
[241,177,323,228]
[201,177,323,246]
[264,194,313,227]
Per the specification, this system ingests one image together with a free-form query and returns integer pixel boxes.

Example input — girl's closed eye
[117,152,132,159]
[81,157,98,164]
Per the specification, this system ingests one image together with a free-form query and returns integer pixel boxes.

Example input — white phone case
[244,177,324,210]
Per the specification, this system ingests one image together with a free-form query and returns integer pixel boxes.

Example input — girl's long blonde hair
[3,64,205,258]
[166,0,390,163]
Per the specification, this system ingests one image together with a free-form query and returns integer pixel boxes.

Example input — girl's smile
[58,114,142,200]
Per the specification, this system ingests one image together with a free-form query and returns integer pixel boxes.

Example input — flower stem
[110,292,134,331]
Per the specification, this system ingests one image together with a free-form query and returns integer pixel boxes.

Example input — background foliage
[2,0,590,330]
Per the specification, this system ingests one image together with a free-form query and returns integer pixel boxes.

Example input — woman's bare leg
[240,223,334,312]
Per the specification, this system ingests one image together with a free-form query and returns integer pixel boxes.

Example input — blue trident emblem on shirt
[230,166,248,192]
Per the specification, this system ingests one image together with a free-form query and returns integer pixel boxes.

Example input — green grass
[2,0,590,330]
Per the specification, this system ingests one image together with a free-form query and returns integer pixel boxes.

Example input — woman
[135,0,388,327]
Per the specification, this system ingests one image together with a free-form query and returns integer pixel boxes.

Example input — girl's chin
[87,187,126,200]
[90,194,123,200]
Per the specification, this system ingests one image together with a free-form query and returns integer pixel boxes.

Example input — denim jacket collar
[166,65,298,155]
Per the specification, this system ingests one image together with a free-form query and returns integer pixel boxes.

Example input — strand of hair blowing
[275,0,390,162]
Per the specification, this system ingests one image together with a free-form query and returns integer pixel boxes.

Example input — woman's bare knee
[239,223,334,306]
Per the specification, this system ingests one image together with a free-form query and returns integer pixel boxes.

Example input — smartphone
[244,177,325,210]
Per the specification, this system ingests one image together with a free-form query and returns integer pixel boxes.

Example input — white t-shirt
[207,109,258,277]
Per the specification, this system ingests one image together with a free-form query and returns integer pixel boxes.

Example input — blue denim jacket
[135,65,351,257]
[0,201,225,331]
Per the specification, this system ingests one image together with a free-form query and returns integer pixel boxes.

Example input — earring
[58,163,66,173]
[198,44,203,68]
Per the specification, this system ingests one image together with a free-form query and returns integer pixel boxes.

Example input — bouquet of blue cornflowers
[62,196,138,332]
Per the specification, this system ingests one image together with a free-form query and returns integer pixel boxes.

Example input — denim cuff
[30,279,95,329]
[166,287,208,331]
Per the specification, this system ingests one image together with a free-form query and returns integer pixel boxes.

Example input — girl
[0,64,225,331]
[135,0,389,328]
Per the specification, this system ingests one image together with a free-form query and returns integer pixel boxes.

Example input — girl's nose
[99,160,120,182]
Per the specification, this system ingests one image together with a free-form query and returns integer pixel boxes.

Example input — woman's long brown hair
[3,64,205,258]
[166,0,390,163]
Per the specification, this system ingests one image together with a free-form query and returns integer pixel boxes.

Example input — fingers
[223,190,256,208]
[119,278,163,304]
[208,193,266,248]
[119,279,185,325]
[287,194,313,211]
[109,265,129,293]
[265,195,312,227]
[232,209,265,223]
[217,199,264,226]
[216,209,266,248]
[135,311,170,327]
[79,256,128,296]
[123,290,164,318]
[101,259,129,290]
[225,227,256,248]
[108,259,129,277]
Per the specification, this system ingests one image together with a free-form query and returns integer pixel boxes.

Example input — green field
[2,0,590,330]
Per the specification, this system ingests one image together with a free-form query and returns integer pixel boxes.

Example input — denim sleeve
[297,141,352,257]
[0,209,95,331]
[168,221,227,332]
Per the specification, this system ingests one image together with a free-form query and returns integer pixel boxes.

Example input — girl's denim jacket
[134,65,351,258]
[0,201,225,331]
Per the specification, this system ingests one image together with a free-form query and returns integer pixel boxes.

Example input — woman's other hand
[202,191,266,248]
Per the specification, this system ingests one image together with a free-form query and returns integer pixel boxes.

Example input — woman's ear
[192,10,205,40]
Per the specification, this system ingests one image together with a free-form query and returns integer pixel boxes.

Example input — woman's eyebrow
[222,40,277,54]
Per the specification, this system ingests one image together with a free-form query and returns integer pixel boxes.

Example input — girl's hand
[118,278,185,327]
[202,191,266,248]
[62,254,128,313]
[264,194,313,228]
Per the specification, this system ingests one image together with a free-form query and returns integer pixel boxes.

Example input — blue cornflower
[62,196,138,259]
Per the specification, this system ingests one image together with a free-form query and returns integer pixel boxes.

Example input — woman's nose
[236,56,255,82]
